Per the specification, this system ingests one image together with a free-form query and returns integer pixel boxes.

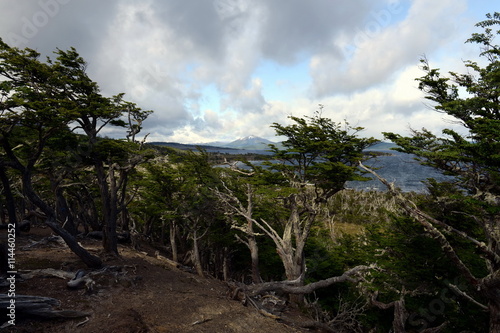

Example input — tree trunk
[21,170,102,268]
[248,236,261,283]
[170,221,178,262]
[489,302,500,333]
[192,229,204,277]
[96,162,118,255]
[54,185,77,236]
[45,218,102,268]
[240,265,372,296]
[0,166,18,234]
[223,247,230,282]
[485,288,500,333]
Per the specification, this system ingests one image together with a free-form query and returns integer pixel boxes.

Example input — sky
[0,0,497,143]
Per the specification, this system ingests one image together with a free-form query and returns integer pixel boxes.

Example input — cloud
[310,0,468,96]
[0,0,120,58]
[259,0,373,63]
[0,0,492,144]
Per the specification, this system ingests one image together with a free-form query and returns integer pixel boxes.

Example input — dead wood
[0,294,90,321]
[154,251,180,269]
[86,231,131,243]
[228,265,373,332]
[237,265,373,296]
[20,268,74,280]
[20,266,139,292]
[21,236,66,250]
[191,318,213,326]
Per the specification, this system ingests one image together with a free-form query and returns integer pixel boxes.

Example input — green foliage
[268,107,378,198]
[381,15,500,329]
[0,39,152,256]
[384,13,500,196]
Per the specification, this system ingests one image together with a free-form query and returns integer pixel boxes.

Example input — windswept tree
[0,39,102,267]
[374,12,500,332]
[262,110,377,285]
[217,110,377,300]
[0,39,152,263]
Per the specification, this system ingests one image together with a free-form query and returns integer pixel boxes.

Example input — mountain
[223,135,275,150]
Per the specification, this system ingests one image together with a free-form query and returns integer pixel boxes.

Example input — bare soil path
[1,226,306,333]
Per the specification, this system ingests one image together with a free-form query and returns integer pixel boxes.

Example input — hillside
[151,139,394,153]
[3,226,306,333]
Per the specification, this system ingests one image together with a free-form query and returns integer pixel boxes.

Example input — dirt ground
[1,226,308,333]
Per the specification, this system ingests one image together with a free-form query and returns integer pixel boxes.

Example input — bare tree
[215,182,262,283]
[360,162,494,330]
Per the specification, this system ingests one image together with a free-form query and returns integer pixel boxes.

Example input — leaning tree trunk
[54,185,78,236]
[22,171,102,268]
[45,218,102,268]
[0,166,18,235]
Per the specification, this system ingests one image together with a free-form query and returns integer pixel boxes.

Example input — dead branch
[445,282,488,310]
[75,316,90,327]
[21,236,66,250]
[223,158,255,176]
[240,265,374,296]
[191,317,212,326]
[154,251,180,268]
[359,162,481,286]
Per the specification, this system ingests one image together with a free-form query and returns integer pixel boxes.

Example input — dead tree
[235,265,374,297]
[359,162,495,329]
[215,183,262,283]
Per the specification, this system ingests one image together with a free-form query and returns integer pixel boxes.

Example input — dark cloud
[151,0,226,60]
[260,0,372,63]
[0,1,119,59]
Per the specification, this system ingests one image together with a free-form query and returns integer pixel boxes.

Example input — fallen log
[236,265,374,297]
[20,266,140,291]
[20,268,95,291]
[21,236,66,250]
[0,294,90,323]
[20,268,75,280]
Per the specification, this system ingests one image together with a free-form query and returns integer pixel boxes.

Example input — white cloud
[0,0,494,144]
[310,0,468,95]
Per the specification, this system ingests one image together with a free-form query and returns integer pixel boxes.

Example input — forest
[0,13,499,333]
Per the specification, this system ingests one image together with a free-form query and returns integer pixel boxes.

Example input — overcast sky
[0,0,497,143]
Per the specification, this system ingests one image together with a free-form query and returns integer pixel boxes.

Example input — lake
[347,150,453,192]
[216,149,453,193]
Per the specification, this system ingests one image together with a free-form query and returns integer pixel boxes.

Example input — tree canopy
[380,12,500,332]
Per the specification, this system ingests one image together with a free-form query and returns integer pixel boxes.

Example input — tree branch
[359,162,480,286]
[241,265,374,296]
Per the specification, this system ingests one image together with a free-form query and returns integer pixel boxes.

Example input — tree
[0,39,152,262]
[378,12,500,332]
[215,180,263,283]
[50,48,152,255]
[0,39,102,267]
[262,109,377,286]
[217,110,377,304]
